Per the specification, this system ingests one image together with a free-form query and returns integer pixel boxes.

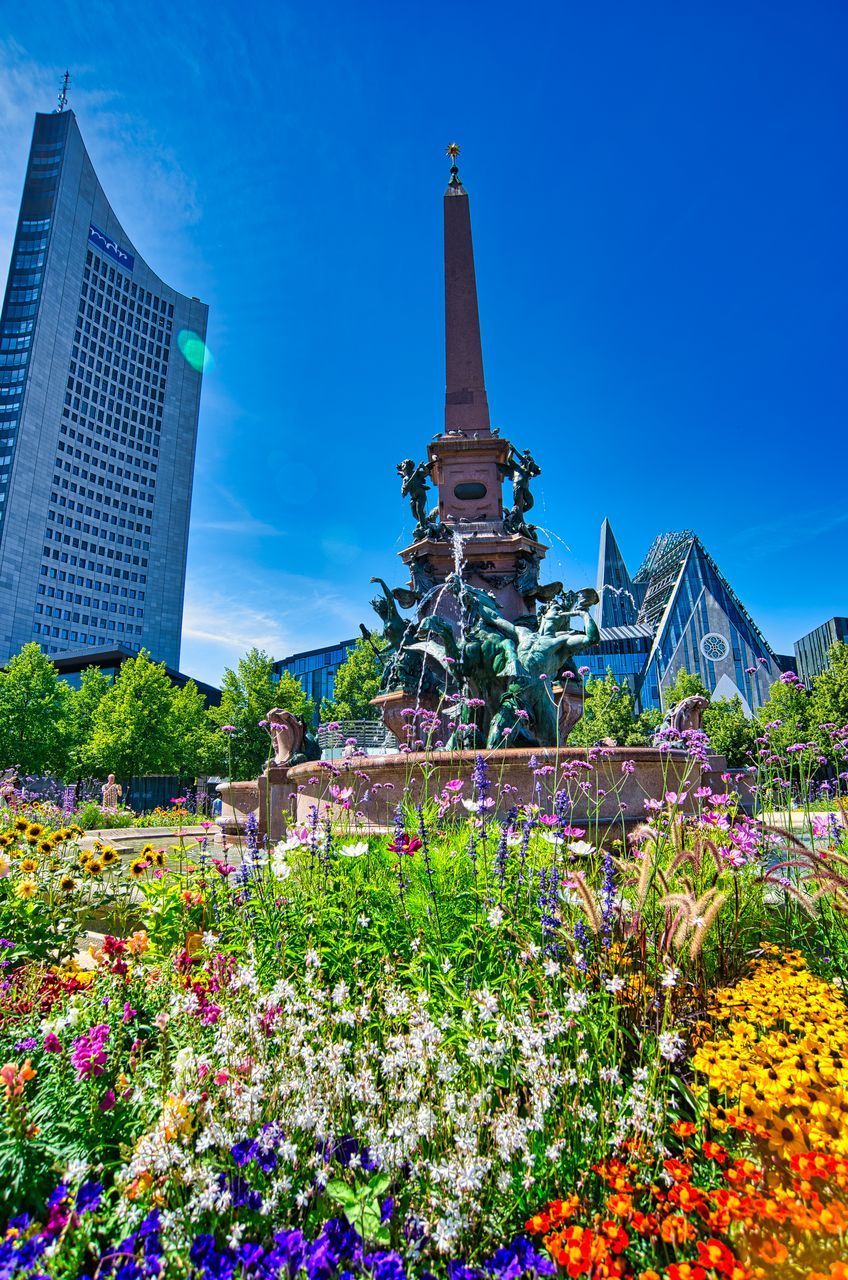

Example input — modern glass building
[273,639,357,711]
[794,617,848,686]
[0,108,208,669]
[595,520,784,712]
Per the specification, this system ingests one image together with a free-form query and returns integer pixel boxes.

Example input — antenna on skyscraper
[55,70,70,113]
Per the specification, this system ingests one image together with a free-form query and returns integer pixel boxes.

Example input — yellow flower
[16,879,37,899]
[26,823,45,838]
[86,858,103,876]
[19,858,37,874]
[101,846,119,866]
[129,858,149,879]
[60,875,78,893]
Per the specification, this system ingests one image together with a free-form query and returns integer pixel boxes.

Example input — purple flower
[43,1032,62,1053]
[70,1024,110,1079]
[76,1181,103,1213]
[231,1139,259,1167]
[99,1089,116,1112]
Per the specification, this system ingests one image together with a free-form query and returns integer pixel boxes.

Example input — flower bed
[1,741,847,1278]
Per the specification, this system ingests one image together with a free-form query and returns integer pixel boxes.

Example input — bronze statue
[397,458,434,531]
[500,445,541,532]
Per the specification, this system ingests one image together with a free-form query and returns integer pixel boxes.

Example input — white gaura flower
[173,1046,196,1082]
[569,840,595,856]
[338,842,368,858]
[605,975,626,994]
[660,965,681,989]
[487,905,505,928]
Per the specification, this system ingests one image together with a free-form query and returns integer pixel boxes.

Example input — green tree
[0,643,69,775]
[810,642,848,762]
[169,681,219,778]
[754,674,813,757]
[83,651,178,779]
[664,668,710,707]
[210,648,313,780]
[320,635,386,723]
[703,696,757,767]
[64,665,111,777]
[569,670,647,746]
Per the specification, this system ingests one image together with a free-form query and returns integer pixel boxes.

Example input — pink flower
[43,1032,62,1053]
[220,725,237,734]
[99,1089,117,1112]
[444,779,464,792]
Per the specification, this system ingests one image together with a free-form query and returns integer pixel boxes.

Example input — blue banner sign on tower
[88,223,135,272]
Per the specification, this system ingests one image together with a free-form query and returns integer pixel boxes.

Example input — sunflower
[13,817,29,833]
[16,879,37,899]
[139,844,156,857]
[38,840,54,855]
[129,857,150,879]
[151,850,165,868]
[78,848,92,865]
[19,858,37,874]
[26,823,45,839]
[86,858,103,876]
[101,847,119,866]
[0,832,14,848]
[60,876,78,893]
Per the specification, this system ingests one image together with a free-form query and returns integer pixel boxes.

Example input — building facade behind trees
[0,108,207,670]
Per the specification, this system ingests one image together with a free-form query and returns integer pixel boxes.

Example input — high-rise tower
[0,108,208,668]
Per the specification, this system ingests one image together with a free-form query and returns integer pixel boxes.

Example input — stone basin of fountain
[285,745,719,837]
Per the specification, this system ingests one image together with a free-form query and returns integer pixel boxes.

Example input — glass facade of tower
[0,110,207,669]
[274,640,357,710]
[594,522,783,713]
[794,617,848,686]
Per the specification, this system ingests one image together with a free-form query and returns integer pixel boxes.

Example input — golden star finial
[446,142,461,160]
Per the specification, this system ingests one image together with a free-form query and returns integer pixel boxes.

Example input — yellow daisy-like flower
[101,847,119,866]
[13,817,29,833]
[139,844,156,857]
[19,858,37,874]
[129,857,149,879]
[60,875,78,893]
[86,858,103,876]
[38,840,54,855]
[16,879,38,899]
[26,823,45,838]
[151,850,165,868]
[0,832,14,848]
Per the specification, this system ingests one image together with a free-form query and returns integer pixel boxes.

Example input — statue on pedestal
[500,445,541,534]
[397,458,434,534]
[267,709,320,767]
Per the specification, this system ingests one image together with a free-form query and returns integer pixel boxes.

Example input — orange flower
[671,1120,697,1138]
[755,1236,788,1265]
[702,1141,728,1164]
[666,1265,707,1280]
[606,1193,633,1218]
[696,1239,737,1271]
[663,1158,693,1183]
[660,1214,697,1245]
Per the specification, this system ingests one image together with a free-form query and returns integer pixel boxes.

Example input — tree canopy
[320,635,386,723]
[210,648,313,780]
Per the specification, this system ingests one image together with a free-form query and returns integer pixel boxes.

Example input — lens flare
[177,329,213,372]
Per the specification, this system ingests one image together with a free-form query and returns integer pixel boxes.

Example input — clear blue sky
[0,2,845,686]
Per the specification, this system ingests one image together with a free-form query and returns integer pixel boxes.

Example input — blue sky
[0,2,846,687]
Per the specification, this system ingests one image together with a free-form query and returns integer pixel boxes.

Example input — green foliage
[754,676,812,755]
[169,680,219,777]
[64,666,111,777]
[320,635,386,723]
[703,696,757,767]
[210,648,313,780]
[0,643,69,774]
[811,641,848,759]
[569,670,650,746]
[82,651,181,778]
[664,668,710,706]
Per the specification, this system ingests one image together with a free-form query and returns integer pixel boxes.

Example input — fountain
[263,147,714,837]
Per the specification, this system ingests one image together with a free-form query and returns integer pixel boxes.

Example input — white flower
[660,965,681,989]
[338,842,368,858]
[543,958,560,977]
[487,905,505,928]
[357,913,370,928]
[441,957,452,973]
[657,1030,685,1062]
[569,840,596,856]
[64,1157,89,1183]
[605,975,626,994]
[173,1046,196,1082]
[271,854,292,880]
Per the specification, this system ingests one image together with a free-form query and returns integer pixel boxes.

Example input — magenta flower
[43,1032,62,1053]
[99,1089,117,1112]
[220,725,237,734]
[70,1024,110,1079]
